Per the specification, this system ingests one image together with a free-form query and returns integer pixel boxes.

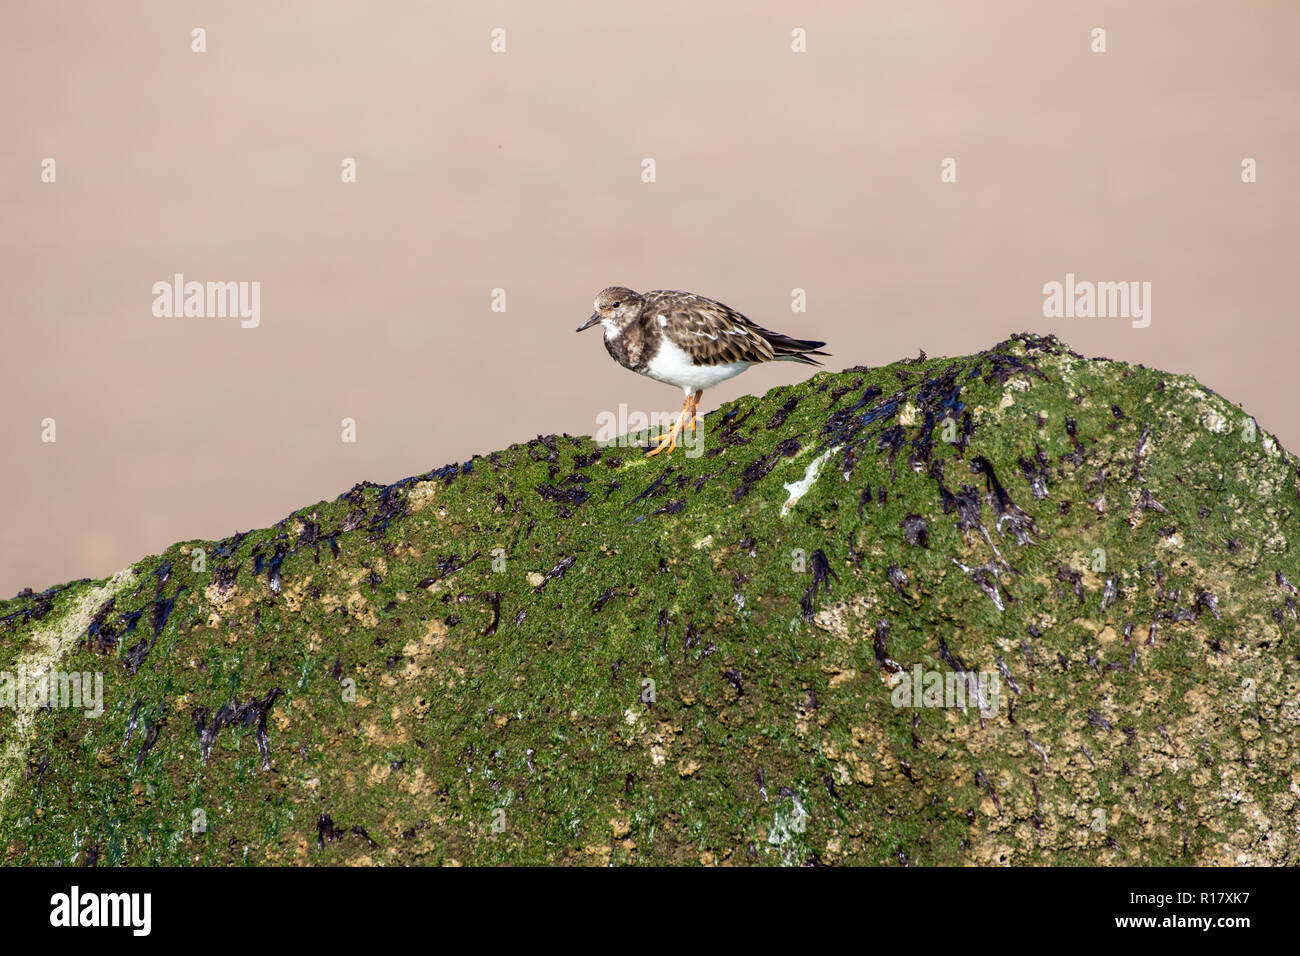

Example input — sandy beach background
[1,0,1297,594]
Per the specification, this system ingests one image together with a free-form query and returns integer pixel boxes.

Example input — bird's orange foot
[646,423,681,457]
[647,406,687,456]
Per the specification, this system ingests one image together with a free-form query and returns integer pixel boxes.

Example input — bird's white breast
[645,336,753,393]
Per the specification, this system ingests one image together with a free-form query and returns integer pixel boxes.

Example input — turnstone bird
[577,287,829,455]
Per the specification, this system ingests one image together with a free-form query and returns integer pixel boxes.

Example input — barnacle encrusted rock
[1,334,1296,865]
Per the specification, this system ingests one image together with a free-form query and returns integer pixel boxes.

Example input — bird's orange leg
[647,396,690,456]
[687,390,703,433]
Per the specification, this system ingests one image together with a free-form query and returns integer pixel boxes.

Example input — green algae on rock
[1,333,1297,866]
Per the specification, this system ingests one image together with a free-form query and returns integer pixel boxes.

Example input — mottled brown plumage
[640,289,820,366]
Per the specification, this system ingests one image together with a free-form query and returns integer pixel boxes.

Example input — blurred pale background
[2,1,1297,594]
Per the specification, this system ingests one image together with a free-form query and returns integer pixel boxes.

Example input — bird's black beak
[576,313,600,332]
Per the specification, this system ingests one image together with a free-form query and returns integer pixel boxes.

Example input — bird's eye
[609,301,621,308]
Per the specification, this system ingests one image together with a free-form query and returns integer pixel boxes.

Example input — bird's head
[576,286,643,333]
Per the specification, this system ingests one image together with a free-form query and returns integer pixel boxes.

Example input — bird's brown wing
[643,291,776,366]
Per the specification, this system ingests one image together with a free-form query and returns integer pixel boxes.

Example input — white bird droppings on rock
[781,446,840,516]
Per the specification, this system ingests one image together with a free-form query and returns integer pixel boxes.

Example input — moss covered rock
[2,333,1297,865]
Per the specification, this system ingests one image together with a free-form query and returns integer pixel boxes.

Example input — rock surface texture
[1,334,1297,865]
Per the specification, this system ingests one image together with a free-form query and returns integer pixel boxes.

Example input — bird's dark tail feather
[769,335,830,366]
